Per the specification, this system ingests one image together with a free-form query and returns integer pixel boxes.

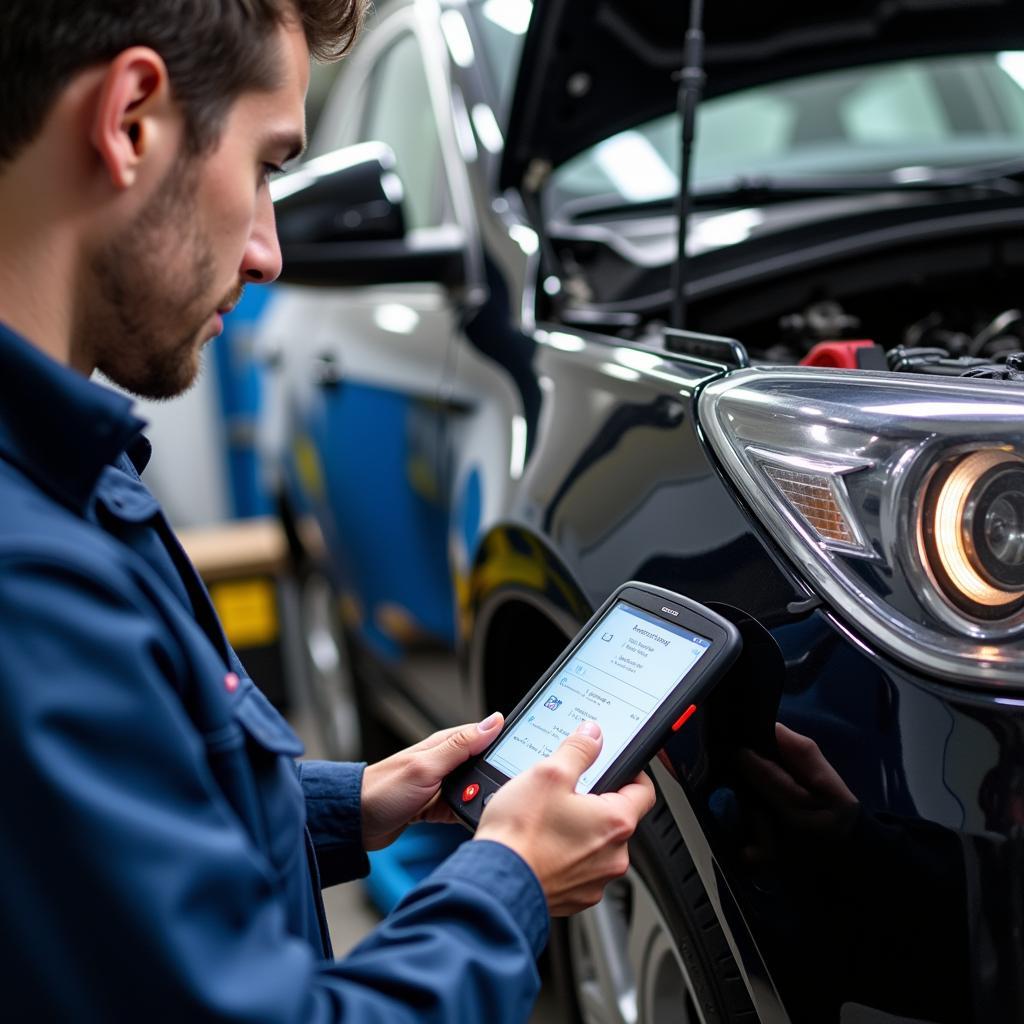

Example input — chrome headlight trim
[700,367,1024,689]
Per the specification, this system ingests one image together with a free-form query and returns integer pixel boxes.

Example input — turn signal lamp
[752,451,862,548]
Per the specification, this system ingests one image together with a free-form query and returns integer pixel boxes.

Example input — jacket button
[224,672,240,693]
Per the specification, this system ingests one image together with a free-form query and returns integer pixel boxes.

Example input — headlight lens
[920,450,1024,619]
[700,368,1024,688]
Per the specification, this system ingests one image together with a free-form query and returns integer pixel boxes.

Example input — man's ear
[90,47,175,190]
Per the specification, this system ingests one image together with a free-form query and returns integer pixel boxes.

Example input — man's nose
[240,194,283,284]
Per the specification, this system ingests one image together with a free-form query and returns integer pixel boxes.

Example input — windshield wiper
[692,155,1024,208]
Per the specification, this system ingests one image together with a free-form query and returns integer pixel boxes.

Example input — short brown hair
[0,0,368,165]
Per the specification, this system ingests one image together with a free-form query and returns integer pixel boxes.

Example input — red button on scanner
[671,704,697,731]
[461,783,481,803]
[224,672,240,693]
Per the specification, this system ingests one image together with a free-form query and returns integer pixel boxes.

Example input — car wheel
[553,798,757,1024]
[296,569,359,761]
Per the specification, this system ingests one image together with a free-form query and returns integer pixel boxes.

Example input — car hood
[500,0,1024,190]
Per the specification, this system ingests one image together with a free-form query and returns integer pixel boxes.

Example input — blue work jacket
[0,322,548,1021]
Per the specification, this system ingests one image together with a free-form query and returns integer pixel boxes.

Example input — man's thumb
[431,713,505,774]
[549,721,603,782]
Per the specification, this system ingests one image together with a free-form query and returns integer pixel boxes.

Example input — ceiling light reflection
[373,304,421,335]
[508,224,539,255]
[593,131,676,202]
[689,209,764,251]
[601,363,642,382]
[482,0,533,36]
[471,103,504,154]
[510,415,528,479]
[440,10,475,67]
[613,347,662,372]
[998,51,1024,91]
[544,332,585,352]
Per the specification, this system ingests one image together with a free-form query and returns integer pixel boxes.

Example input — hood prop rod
[670,0,706,330]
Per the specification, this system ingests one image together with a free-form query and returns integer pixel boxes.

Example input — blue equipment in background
[365,825,470,913]
[213,288,274,519]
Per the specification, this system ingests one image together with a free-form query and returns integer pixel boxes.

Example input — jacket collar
[0,321,147,512]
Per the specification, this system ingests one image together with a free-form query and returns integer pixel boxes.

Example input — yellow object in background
[209,578,279,649]
[179,518,290,707]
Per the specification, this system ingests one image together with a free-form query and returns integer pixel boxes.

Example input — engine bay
[760,298,1024,381]
[550,197,1024,381]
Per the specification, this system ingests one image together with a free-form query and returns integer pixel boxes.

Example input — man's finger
[407,725,463,754]
[413,792,460,827]
[604,771,656,818]
[422,713,505,775]
[412,712,504,754]
[544,722,603,783]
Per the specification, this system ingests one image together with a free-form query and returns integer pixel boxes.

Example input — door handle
[313,352,343,389]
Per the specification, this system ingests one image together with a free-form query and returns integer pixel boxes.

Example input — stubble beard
[87,157,223,401]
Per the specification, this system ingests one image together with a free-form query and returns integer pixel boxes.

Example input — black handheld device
[442,581,742,828]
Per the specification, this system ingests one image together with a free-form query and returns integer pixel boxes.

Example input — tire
[346,643,406,764]
[295,569,360,762]
[294,567,406,763]
[550,795,757,1024]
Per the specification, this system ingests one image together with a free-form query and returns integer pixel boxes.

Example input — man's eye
[261,163,285,184]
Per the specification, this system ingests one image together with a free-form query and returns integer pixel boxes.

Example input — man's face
[85,20,309,399]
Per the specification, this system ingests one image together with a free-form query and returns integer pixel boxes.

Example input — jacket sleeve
[0,548,548,1023]
[297,759,371,887]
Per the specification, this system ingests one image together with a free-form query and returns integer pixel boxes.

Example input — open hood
[500,0,1024,190]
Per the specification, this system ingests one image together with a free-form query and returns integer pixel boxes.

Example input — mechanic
[0,2,656,1019]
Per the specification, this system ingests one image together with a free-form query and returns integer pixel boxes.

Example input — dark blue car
[258,1,1024,1020]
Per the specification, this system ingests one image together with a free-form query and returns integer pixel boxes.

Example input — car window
[469,0,533,116]
[361,32,448,230]
[548,52,1024,210]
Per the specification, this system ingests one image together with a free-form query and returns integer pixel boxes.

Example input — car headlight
[699,368,1024,688]
[921,449,1024,622]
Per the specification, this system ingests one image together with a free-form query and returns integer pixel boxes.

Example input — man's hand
[475,722,656,916]
[737,722,859,836]
[733,722,860,863]
[360,713,504,851]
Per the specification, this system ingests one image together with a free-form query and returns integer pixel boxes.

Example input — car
[255,1,1024,1020]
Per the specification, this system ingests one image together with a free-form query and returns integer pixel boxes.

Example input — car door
[278,8,467,732]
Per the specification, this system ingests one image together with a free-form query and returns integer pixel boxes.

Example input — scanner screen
[484,601,711,793]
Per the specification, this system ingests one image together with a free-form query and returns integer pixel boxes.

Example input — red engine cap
[799,340,882,369]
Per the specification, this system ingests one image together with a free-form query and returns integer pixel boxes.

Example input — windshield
[547,53,1024,211]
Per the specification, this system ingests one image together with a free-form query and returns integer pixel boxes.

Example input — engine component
[779,300,861,350]
[960,352,1024,382]
[967,309,1024,357]
[800,340,886,370]
[900,309,1024,365]
[886,346,1024,380]
[903,312,973,355]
